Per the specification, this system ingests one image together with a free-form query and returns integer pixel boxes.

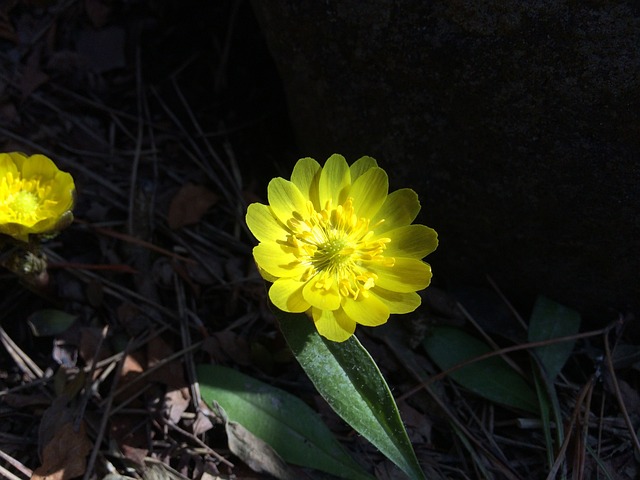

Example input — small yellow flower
[0,152,75,242]
[246,154,438,342]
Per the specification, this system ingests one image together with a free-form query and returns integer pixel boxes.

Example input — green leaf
[531,361,557,470]
[528,296,581,380]
[422,326,538,414]
[277,312,426,480]
[196,364,373,480]
[27,309,77,336]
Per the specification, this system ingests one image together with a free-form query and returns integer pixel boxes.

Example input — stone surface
[251,1,640,319]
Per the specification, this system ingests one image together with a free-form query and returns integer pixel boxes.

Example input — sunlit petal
[342,295,390,326]
[383,224,438,259]
[303,277,341,311]
[371,188,421,234]
[313,307,356,342]
[319,154,350,207]
[246,203,288,244]
[290,157,321,209]
[349,156,378,182]
[253,242,307,278]
[270,278,310,313]
[267,177,310,225]
[368,258,432,293]
[370,287,422,314]
[349,167,388,219]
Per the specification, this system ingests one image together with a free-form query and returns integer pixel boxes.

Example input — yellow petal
[246,203,288,244]
[20,154,61,180]
[349,167,388,220]
[312,307,355,342]
[349,156,378,182]
[303,276,341,310]
[267,177,309,225]
[253,242,306,278]
[370,287,422,314]
[0,152,20,174]
[0,223,26,241]
[256,265,278,282]
[371,188,421,235]
[319,154,350,208]
[368,257,432,293]
[29,217,57,233]
[384,224,438,259]
[342,294,390,326]
[269,278,310,313]
[49,171,75,208]
[290,157,321,209]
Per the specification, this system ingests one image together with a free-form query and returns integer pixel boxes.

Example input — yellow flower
[246,154,438,342]
[0,152,75,242]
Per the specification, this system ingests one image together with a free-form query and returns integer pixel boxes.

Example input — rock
[251,1,640,320]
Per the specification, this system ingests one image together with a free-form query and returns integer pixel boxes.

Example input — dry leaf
[32,421,92,480]
[192,407,215,436]
[226,421,297,480]
[110,414,149,460]
[202,331,252,366]
[147,335,186,389]
[121,444,147,467]
[84,0,112,28]
[114,351,145,403]
[165,387,190,424]
[398,402,432,444]
[167,183,218,229]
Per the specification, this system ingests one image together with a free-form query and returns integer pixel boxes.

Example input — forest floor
[0,1,638,479]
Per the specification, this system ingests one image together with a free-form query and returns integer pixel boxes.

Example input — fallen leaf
[32,421,92,480]
[398,402,432,444]
[110,413,150,457]
[226,421,297,480]
[165,387,190,424]
[84,0,112,28]
[202,331,252,366]
[78,326,112,370]
[114,351,145,403]
[121,444,147,467]
[147,335,186,389]
[167,183,218,229]
[37,396,75,454]
[192,406,215,436]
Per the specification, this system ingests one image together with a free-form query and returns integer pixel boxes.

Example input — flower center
[10,191,39,215]
[0,172,55,224]
[285,197,393,300]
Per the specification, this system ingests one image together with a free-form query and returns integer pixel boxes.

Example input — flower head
[246,154,438,342]
[0,152,75,242]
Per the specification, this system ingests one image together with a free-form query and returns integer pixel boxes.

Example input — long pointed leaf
[528,296,581,381]
[423,326,539,413]
[277,312,426,480]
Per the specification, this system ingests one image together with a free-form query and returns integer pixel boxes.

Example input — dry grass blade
[0,448,32,479]
[0,327,43,380]
[603,327,640,456]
